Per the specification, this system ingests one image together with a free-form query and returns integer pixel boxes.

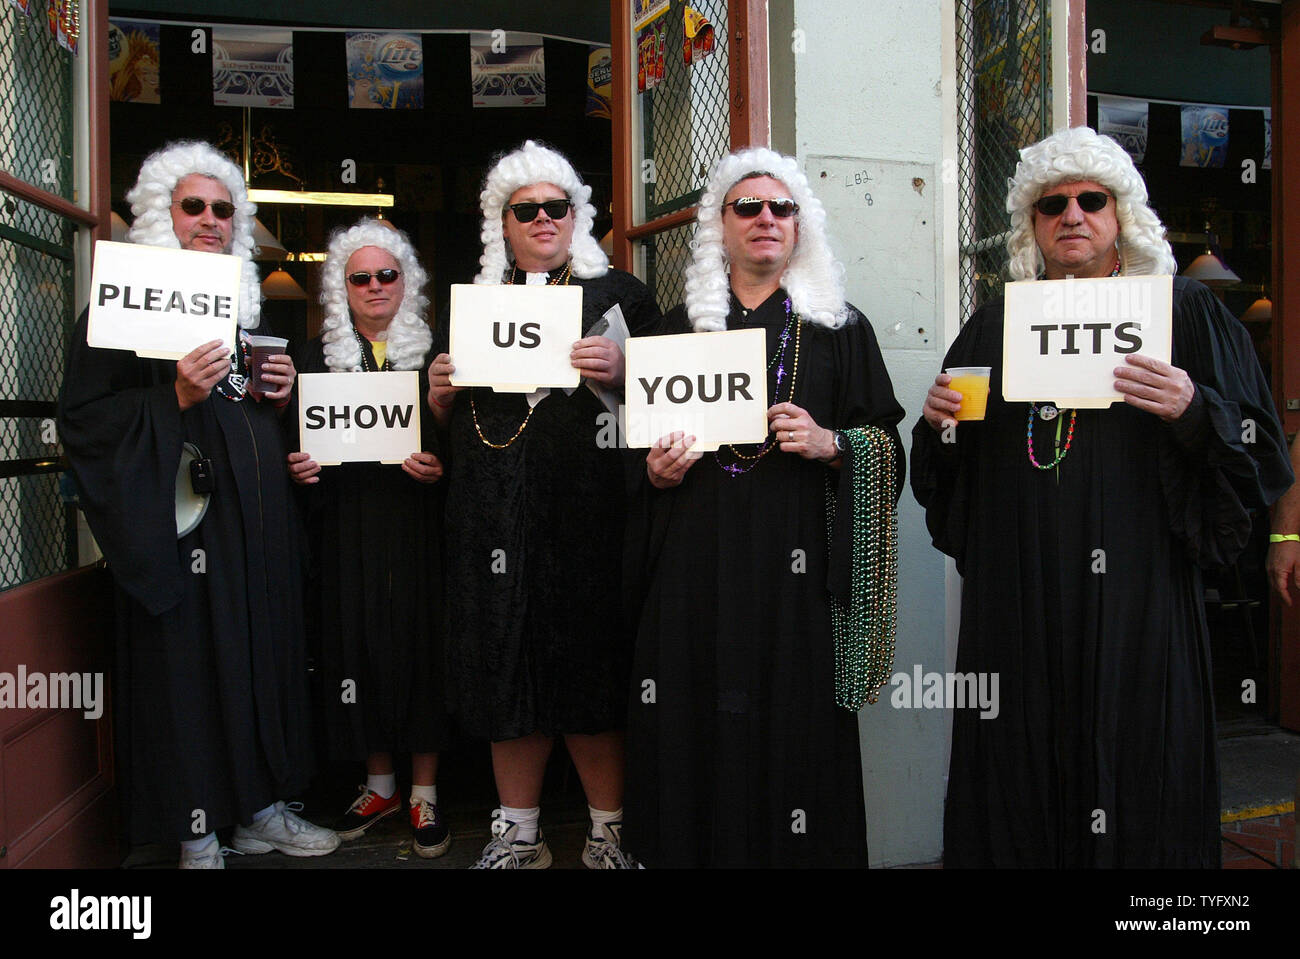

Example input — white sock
[367,773,397,800]
[410,784,437,805]
[499,805,540,843]
[251,802,278,823]
[181,833,217,853]
[590,806,622,828]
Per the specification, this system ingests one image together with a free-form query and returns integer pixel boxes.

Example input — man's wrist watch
[830,430,848,460]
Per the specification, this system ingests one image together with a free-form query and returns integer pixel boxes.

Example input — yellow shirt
[369,340,387,369]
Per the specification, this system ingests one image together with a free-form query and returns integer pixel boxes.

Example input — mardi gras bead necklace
[1022,258,1119,468]
[353,325,390,372]
[473,263,572,449]
[715,297,802,476]
[1026,405,1077,469]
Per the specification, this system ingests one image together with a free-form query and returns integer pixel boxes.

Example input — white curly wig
[474,139,609,284]
[684,147,849,332]
[124,139,262,329]
[1006,126,1177,281]
[318,218,431,372]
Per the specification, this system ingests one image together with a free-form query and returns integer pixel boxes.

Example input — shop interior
[1088,0,1280,729]
[107,7,618,839]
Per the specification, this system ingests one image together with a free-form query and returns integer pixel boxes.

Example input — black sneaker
[410,797,451,858]
[335,785,402,841]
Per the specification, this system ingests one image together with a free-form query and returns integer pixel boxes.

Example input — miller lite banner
[1180,104,1229,168]
[347,31,424,109]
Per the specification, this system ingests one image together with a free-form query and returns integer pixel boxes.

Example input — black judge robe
[438,267,662,741]
[910,276,1293,868]
[59,311,313,845]
[622,290,906,868]
[291,334,450,760]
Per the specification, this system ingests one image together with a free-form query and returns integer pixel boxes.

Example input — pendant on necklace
[1038,403,1059,422]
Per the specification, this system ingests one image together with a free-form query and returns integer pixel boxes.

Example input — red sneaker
[334,785,402,840]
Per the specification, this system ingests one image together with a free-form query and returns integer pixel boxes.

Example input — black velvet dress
[59,311,313,844]
[291,335,450,760]
[622,290,906,868]
[910,276,1293,867]
[438,267,662,741]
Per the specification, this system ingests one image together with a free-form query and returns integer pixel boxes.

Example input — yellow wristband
[1270,534,1300,543]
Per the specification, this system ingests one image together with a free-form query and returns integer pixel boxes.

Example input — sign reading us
[297,370,420,465]
[623,328,768,451]
[87,240,240,359]
[1002,274,1173,408]
[448,284,583,392]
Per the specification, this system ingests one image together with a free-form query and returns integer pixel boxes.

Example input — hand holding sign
[427,352,464,422]
[570,336,625,387]
[1113,354,1195,421]
[402,451,444,484]
[646,431,701,489]
[175,339,230,411]
[287,450,320,485]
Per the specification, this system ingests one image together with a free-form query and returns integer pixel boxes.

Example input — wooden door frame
[610,0,770,273]
[1273,0,1299,731]
[0,0,116,868]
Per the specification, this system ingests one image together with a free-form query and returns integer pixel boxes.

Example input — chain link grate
[644,219,695,316]
[1,8,78,591]
[0,6,74,200]
[955,0,1053,318]
[639,0,731,219]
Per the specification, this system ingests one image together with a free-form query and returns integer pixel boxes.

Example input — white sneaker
[581,821,645,869]
[179,836,226,869]
[469,813,552,869]
[231,801,341,857]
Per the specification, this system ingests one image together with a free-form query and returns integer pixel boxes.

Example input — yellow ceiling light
[248,189,394,208]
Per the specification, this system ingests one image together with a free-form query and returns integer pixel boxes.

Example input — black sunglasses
[1034,191,1112,216]
[507,199,572,222]
[723,197,799,219]
[346,269,402,286]
[176,196,236,220]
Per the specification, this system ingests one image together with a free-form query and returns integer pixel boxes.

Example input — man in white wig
[60,140,338,867]
[913,126,1292,867]
[623,146,905,867]
[287,218,452,858]
[428,140,661,867]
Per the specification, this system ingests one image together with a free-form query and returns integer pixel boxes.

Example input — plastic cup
[945,366,991,422]
[248,335,289,398]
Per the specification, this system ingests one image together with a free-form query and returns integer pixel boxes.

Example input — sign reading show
[1002,274,1173,408]
[448,284,583,393]
[297,370,421,465]
[87,240,241,360]
[624,327,768,451]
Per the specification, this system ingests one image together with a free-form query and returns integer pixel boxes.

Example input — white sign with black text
[297,371,421,465]
[624,328,768,451]
[1002,274,1173,408]
[448,283,583,392]
[87,240,241,360]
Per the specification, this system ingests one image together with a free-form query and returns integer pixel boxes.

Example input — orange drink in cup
[945,366,991,421]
